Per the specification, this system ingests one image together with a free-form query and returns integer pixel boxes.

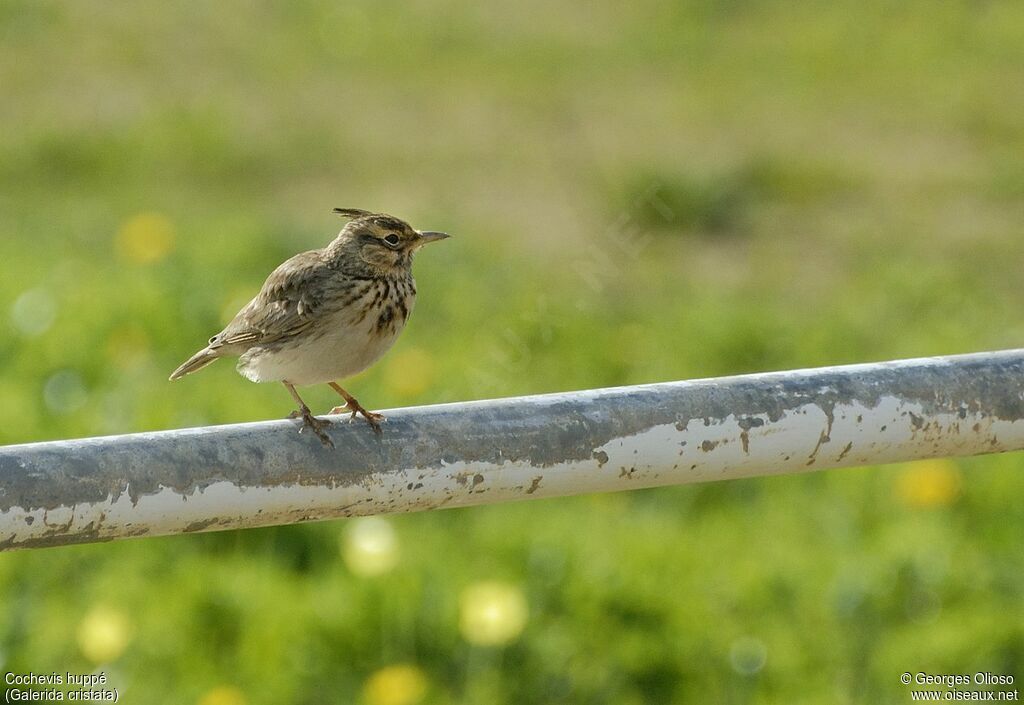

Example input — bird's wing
[214,249,334,348]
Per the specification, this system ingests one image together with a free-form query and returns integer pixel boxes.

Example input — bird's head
[331,208,449,273]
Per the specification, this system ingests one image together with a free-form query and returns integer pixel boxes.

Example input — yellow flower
[896,459,961,509]
[342,517,399,576]
[197,686,247,705]
[459,581,528,646]
[115,212,176,264]
[362,664,428,705]
[77,605,131,664]
[384,347,436,399]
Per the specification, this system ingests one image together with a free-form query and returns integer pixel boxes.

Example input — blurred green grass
[1,1,1023,703]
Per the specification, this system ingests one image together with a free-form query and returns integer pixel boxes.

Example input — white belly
[236,308,405,386]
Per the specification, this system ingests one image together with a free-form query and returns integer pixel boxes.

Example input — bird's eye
[383,233,401,247]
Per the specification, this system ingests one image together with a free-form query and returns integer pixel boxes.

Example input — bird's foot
[290,406,335,448]
[329,402,385,436]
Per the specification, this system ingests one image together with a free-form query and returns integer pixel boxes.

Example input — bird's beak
[417,230,450,244]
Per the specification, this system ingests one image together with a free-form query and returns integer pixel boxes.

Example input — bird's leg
[327,382,384,434]
[283,382,334,448]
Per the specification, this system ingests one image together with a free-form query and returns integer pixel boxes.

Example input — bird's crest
[333,208,373,220]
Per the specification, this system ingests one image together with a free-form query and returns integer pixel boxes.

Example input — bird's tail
[169,347,221,381]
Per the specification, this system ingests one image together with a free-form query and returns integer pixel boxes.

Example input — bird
[169,208,450,448]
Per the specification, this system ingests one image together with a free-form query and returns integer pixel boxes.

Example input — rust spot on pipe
[454,471,484,488]
[807,428,831,465]
[737,417,764,455]
[836,442,853,462]
[184,518,220,533]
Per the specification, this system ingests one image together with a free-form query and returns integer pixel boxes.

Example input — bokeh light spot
[77,605,131,664]
[43,370,88,414]
[459,581,528,646]
[342,517,399,576]
[896,459,961,508]
[115,212,176,264]
[197,686,247,705]
[384,347,436,399]
[362,664,428,705]
[10,288,56,337]
[729,636,767,676]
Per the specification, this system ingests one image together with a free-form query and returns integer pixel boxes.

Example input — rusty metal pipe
[2,349,1024,551]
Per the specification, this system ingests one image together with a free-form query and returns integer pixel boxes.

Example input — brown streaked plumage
[169,208,450,447]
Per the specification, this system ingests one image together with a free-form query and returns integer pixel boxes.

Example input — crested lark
[169,208,449,447]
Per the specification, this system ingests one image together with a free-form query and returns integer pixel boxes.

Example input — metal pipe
[3,349,1024,551]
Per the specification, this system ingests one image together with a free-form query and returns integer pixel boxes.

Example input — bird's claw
[291,407,335,448]
[328,403,385,435]
[365,412,384,436]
